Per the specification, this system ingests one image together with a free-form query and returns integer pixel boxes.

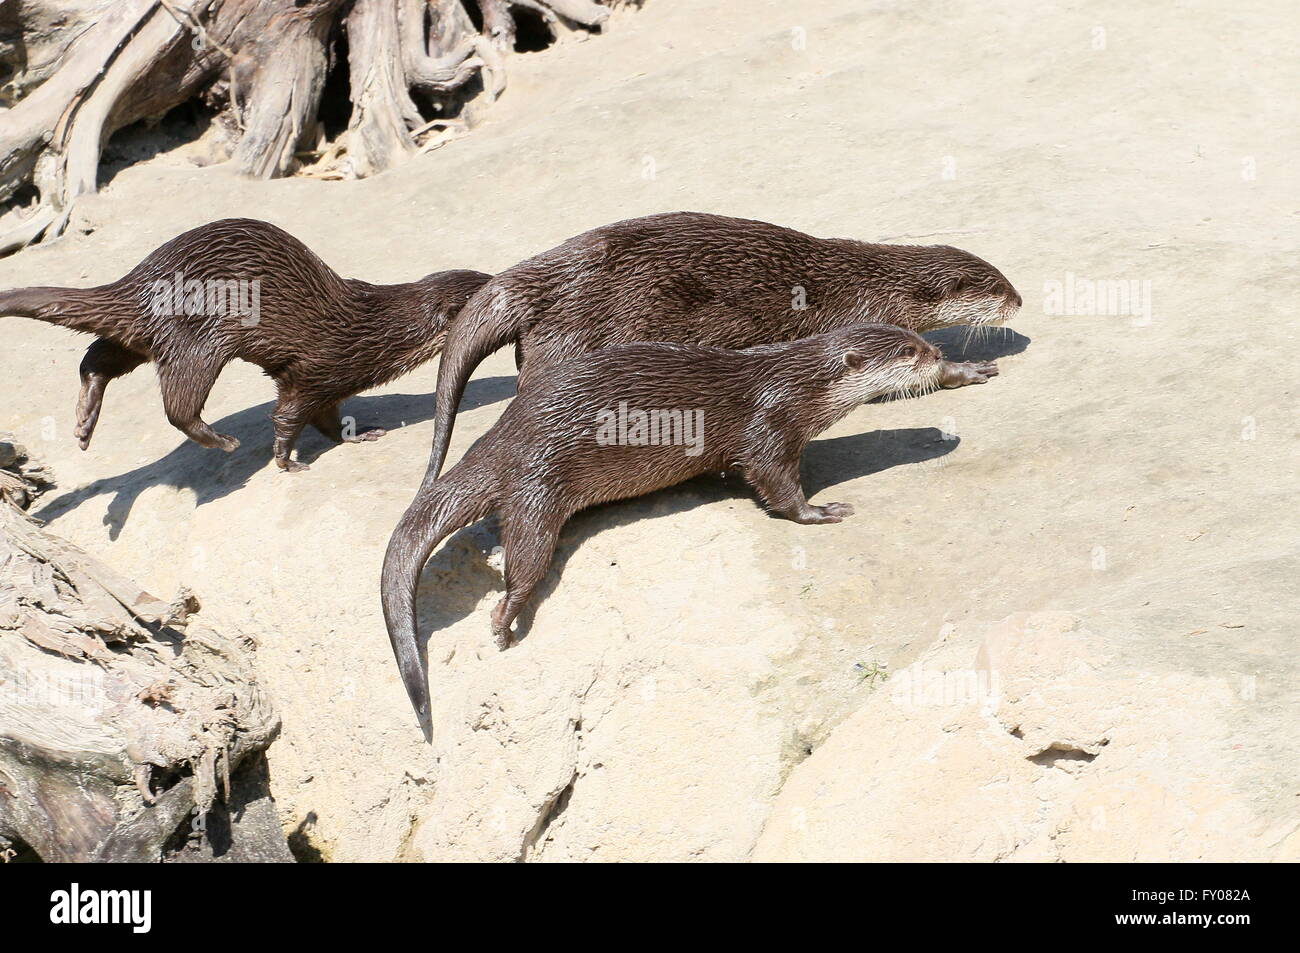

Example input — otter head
[415,268,493,329]
[830,323,944,407]
[897,245,1021,332]
[418,269,493,310]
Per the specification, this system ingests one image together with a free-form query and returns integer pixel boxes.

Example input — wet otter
[0,219,491,471]
[382,323,945,732]
[424,211,1019,479]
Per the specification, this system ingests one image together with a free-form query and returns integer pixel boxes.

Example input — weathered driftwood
[0,0,627,254]
[0,436,287,862]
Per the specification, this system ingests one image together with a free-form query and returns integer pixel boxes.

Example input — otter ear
[843,350,867,371]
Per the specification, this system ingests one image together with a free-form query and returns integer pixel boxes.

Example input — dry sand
[1,0,1296,860]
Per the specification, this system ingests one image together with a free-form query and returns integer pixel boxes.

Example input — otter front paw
[938,360,999,388]
[343,427,388,444]
[792,501,855,524]
[819,502,856,520]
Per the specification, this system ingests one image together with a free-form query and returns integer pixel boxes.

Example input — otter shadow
[33,376,516,537]
[412,426,958,654]
[800,426,959,497]
[924,325,1030,364]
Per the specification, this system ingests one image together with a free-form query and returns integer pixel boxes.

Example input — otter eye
[900,344,918,358]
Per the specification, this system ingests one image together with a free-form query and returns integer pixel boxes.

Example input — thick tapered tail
[380,472,494,738]
[0,286,69,322]
[428,287,524,480]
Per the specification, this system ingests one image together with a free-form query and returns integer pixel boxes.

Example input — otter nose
[1007,288,1023,309]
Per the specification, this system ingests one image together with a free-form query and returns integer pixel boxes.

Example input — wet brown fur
[425,211,1020,480]
[0,219,490,470]
[383,323,943,733]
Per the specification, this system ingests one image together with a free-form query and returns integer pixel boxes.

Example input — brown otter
[423,211,1020,480]
[382,322,945,732]
[0,219,491,471]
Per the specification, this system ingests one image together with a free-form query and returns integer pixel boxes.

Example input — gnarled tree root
[0,0,627,256]
[0,435,287,862]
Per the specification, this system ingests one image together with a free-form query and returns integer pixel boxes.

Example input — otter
[0,219,491,471]
[382,322,945,732]
[423,211,1019,480]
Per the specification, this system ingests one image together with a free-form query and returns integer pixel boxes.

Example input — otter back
[426,210,1019,479]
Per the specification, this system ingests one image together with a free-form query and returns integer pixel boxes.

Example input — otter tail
[427,285,527,480]
[380,466,496,738]
[0,286,70,323]
[0,285,119,337]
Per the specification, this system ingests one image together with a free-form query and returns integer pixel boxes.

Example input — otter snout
[886,335,944,395]
[917,342,945,387]
[992,285,1023,325]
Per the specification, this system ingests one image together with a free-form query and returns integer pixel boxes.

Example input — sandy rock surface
[1,0,1295,860]
[755,612,1298,862]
